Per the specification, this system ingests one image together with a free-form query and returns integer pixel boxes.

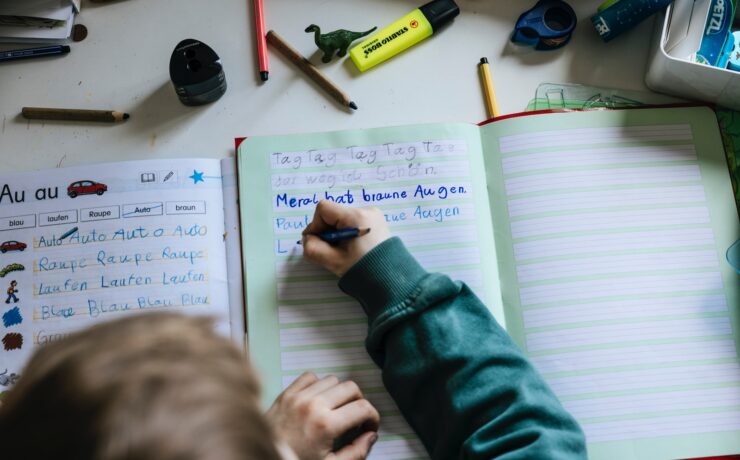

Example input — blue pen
[0,45,70,63]
[298,227,371,244]
[58,226,79,242]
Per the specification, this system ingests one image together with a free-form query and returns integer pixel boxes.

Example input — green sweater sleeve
[338,237,587,460]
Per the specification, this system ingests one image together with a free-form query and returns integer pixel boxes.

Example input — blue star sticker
[189,170,204,184]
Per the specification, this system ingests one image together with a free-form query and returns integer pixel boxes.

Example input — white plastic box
[646,0,740,110]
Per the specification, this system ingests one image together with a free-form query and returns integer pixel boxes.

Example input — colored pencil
[478,57,500,119]
[21,107,130,123]
[58,226,79,241]
[254,0,269,81]
[266,30,357,110]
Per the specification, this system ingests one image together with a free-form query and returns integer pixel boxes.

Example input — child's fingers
[303,200,354,236]
[328,431,378,460]
[300,374,340,399]
[283,371,319,393]
[317,379,363,409]
[333,399,381,434]
[302,234,343,272]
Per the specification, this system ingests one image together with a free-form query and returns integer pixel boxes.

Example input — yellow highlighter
[349,0,459,72]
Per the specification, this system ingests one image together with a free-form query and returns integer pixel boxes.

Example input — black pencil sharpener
[170,39,227,106]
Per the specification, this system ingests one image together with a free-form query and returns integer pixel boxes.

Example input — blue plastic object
[592,0,673,42]
[512,0,577,51]
[696,0,735,67]
[728,239,740,274]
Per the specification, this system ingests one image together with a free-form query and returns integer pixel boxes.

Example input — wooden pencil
[266,30,357,110]
[21,107,130,123]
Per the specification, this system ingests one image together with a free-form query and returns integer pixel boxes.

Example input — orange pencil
[253,0,269,81]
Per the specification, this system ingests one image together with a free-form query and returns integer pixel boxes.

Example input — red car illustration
[0,241,26,253]
[67,180,107,198]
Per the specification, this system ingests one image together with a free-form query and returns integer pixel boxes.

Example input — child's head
[0,313,281,460]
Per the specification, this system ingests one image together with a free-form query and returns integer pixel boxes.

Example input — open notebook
[237,107,740,460]
[0,158,245,395]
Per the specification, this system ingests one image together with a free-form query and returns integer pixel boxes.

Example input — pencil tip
[349,101,358,110]
[260,71,269,81]
[480,57,488,64]
[123,113,130,120]
[296,240,302,245]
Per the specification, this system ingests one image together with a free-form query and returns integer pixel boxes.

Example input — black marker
[0,45,70,63]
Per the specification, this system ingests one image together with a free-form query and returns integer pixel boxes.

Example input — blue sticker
[697,0,735,66]
[728,31,740,71]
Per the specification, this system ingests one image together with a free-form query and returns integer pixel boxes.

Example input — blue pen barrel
[319,228,360,242]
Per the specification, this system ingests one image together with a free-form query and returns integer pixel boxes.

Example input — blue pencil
[58,226,79,242]
[298,227,371,244]
[0,45,70,63]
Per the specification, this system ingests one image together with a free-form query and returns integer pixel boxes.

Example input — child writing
[0,200,586,460]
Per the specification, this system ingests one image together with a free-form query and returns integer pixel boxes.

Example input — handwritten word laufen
[35,270,207,295]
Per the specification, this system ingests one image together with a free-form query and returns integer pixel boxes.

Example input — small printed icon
[189,170,205,184]
[0,264,24,278]
[5,280,18,304]
[163,171,175,182]
[58,226,79,243]
[2,307,21,328]
[0,369,20,387]
[0,241,26,253]
[141,172,156,183]
[68,180,107,198]
[410,19,419,28]
[2,332,22,351]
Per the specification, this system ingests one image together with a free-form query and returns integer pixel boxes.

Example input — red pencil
[253,0,269,81]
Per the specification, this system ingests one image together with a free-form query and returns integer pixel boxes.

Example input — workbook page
[238,123,500,459]
[481,108,740,460]
[0,159,235,397]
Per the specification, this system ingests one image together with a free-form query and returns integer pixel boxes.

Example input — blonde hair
[0,313,280,460]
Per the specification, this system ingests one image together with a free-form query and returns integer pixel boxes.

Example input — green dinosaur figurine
[305,24,377,63]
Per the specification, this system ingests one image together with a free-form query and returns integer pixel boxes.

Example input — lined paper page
[483,108,740,460]
[239,124,500,460]
[0,159,234,395]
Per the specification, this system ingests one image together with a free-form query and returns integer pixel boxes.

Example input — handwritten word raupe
[275,184,467,209]
[36,248,203,273]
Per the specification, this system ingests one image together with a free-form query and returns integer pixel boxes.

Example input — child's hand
[302,201,391,276]
[267,372,380,460]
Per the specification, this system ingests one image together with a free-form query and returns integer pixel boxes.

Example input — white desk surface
[0,0,657,173]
